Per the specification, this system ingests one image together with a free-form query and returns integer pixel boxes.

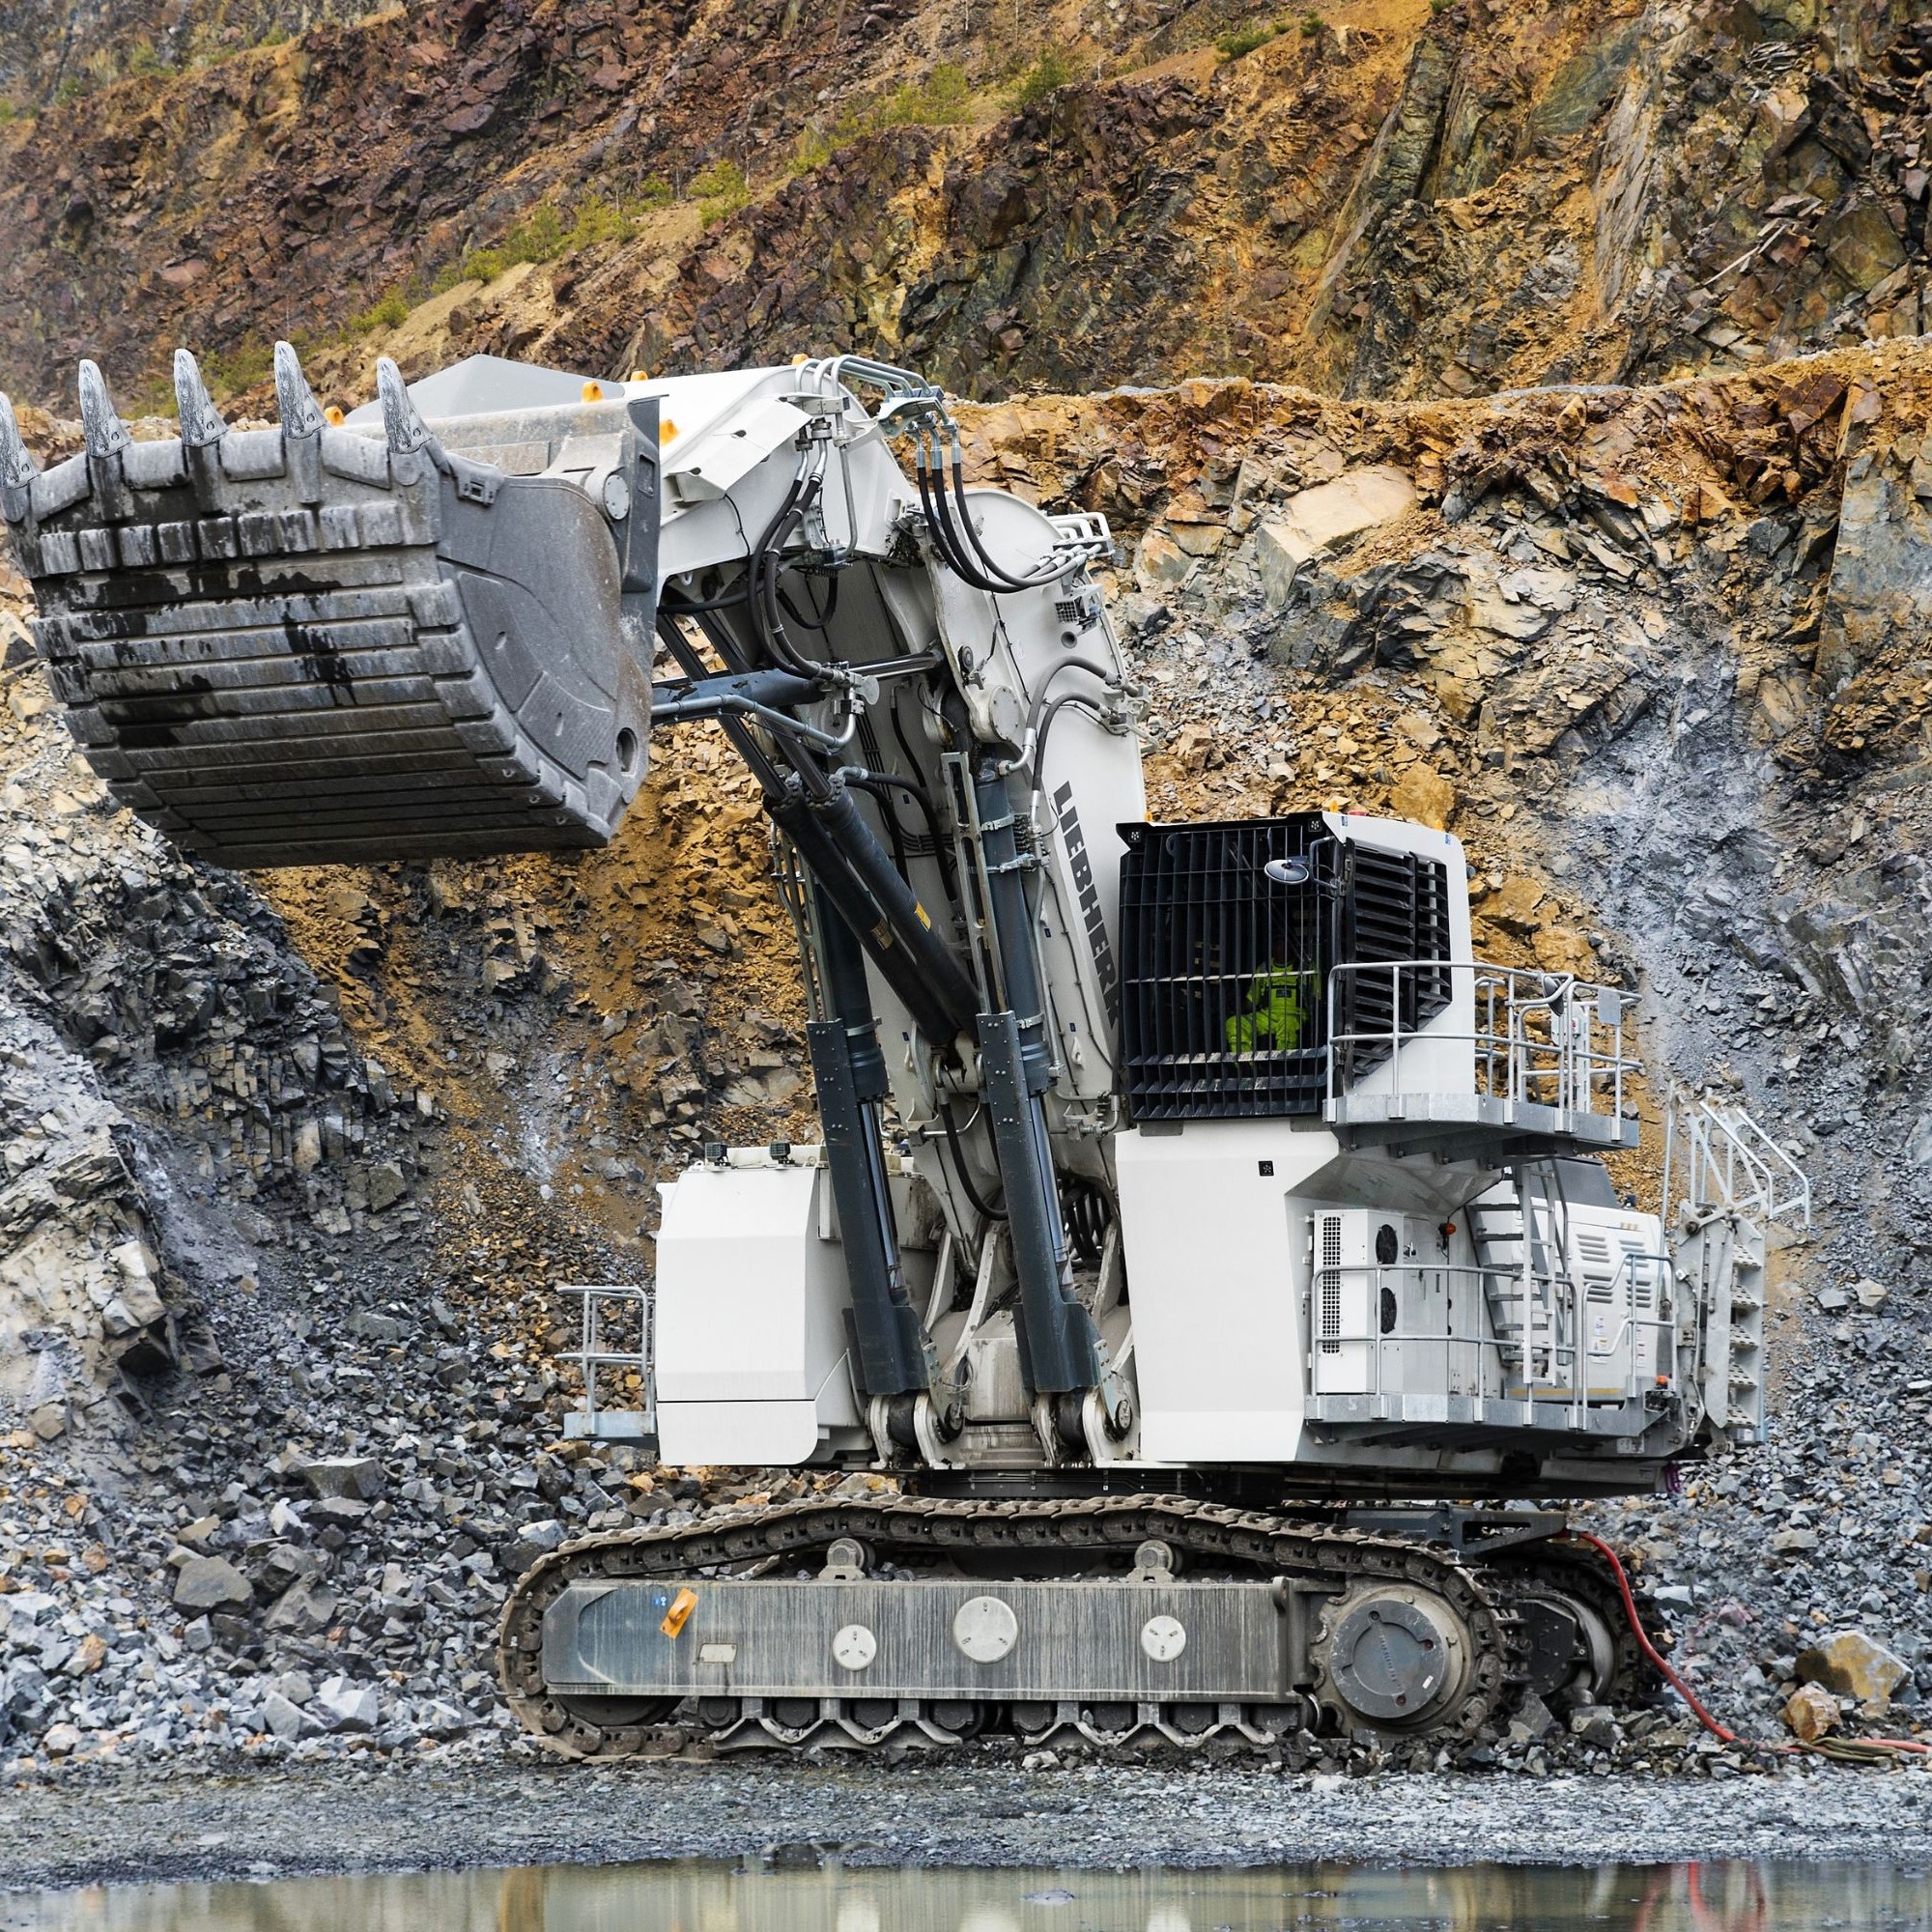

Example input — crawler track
[497,1493,1529,1760]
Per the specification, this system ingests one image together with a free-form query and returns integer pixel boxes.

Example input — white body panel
[653,1162,861,1464]
[1115,1121,1333,1463]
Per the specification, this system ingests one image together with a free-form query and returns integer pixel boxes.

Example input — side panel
[1116,1121,1334,1462]
[655,1393,838,1467]
[653,1165,861,1463]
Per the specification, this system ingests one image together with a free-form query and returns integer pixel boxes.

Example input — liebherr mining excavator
[0,346,1809,1759]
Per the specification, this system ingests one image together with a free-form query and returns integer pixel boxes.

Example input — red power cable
[1568,1531,1931,1760]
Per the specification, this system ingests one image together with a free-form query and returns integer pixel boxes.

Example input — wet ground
[5,1854,1931,1931]
[4,1755,1932,1894]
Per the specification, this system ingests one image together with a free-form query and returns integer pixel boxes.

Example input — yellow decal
[661,1587,698,1638]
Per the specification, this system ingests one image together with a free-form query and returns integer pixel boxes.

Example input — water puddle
[4,1858,1927,1930]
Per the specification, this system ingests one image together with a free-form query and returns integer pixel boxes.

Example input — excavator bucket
[0,350,659,867]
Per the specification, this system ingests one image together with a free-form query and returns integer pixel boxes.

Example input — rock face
[5,4,1932,412]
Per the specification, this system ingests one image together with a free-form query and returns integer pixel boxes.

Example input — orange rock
[1784,1681,1841,1743]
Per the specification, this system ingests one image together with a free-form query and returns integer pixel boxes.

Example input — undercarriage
[497,1493,1657,1759]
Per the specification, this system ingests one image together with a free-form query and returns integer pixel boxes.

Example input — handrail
[1662,1092,1812,1231]
[1324,957,1639,1122]
[556,1282,655,1440]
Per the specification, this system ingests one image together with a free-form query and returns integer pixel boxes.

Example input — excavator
[0,345,1808,1760]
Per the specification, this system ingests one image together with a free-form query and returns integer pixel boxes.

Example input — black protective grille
[1118,816,1337,1121]
[1118,817,1454,1122]
[1330,842,1455,1088]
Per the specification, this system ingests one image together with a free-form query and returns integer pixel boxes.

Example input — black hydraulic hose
[948,433,1064,592]
[890,702,960,897]
[748,467,817,678]
[845,769,954,903]
[1027,655,1119,725]
[778,570,838,634]
[940,1100,1006,1222]
[660,584,753,613]
[1031,694,1108,780]
[915,430,995,590]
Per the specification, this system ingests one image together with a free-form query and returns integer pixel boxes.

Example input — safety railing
[556,1283,655,1443]
[1310,1251,1676,1423]
[1662,1094,1812,1231]
[1326,959,1638,1124]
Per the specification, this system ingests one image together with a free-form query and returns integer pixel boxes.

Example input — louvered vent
[1330,842,1454,1089]
[1319,1214,1344,1355]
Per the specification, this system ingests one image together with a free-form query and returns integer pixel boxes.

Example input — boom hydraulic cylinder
[806,885,933,1403]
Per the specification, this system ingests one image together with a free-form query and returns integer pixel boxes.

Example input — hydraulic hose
[748,455,820,678]
[939,1099,1006,1223]
[948,431,1065,592]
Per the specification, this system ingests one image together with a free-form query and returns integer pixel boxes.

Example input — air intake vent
[1330,842,1454,1089]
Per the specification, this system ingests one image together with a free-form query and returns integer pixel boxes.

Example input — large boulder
[1796,1631,1910,1709]
[171,1555,254,1615]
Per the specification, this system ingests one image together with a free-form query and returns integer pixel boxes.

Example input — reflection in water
[4,1858,1928,1932]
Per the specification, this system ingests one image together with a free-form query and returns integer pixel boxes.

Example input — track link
[497,1493,1525,1761]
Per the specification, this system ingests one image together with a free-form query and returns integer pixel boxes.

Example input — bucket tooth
[377,356,430,455]
[273,341,326,440]
[173,350,227,448]
[77,359,132,459]
[273,341,326,503]
[0,394,36,486]
[0,393,37,526]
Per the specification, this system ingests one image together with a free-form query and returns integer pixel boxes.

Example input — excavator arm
[1,343,1146,1462]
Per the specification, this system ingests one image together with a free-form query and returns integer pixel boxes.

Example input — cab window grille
[1117,817,1456,1122]
[1117,816,1336,1121]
